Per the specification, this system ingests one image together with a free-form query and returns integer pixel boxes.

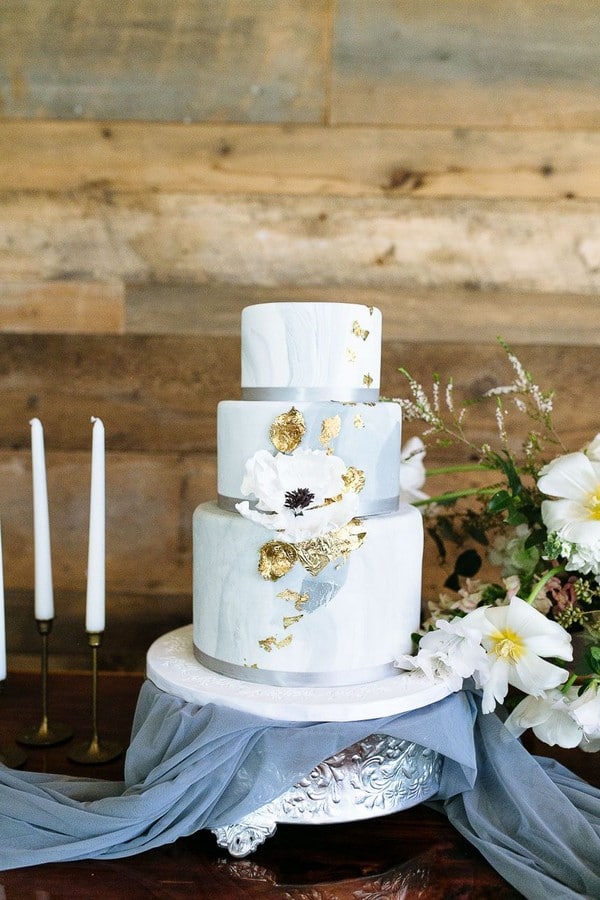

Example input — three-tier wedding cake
[191,302,423,687]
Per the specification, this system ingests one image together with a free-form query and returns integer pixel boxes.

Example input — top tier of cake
[241,302,381,401]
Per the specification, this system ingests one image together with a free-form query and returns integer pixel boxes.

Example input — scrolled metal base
[212,733,442,857]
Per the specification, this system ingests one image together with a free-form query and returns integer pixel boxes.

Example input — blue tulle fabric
[0,680,598,900]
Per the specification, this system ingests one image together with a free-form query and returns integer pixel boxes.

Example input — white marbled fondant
[241,303,381,395]
[217,400,402,512]
[193,501,423,686]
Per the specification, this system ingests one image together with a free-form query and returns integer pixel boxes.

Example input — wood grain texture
[332,0,600,127]
[0,280,124,332]
[0,335,596,454]
[0,0,329,123]
[2,193,600,295]
[2,121,600,200]
[126,282,600,346]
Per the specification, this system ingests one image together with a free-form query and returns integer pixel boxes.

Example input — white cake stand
[147,626,451,857]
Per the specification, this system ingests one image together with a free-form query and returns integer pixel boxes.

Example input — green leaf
[586,645,600,676]
[487,490,512,512]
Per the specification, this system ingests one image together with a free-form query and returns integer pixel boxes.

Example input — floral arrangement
[394,343,600,752]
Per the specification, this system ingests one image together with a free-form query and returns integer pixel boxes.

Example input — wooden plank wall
[0,1,598,671]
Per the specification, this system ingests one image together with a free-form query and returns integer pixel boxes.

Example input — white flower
[400,436,428,503]
[585,433,600,462]
[463,595,572,713]
[570,683,600,752]
[505,687,583,748]
[506,682,600,752]
[537,450,600,579]
[235,447,359,541]
[395,616,489,692]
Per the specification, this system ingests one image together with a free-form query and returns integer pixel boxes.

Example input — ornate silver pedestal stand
[147,626,449,857]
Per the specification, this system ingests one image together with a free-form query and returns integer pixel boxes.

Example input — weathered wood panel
[0,0,329,123]
[2,121,600,200]
[0,449,214,595]
[0,335,596,455]
[126,282,600,347]
[2,193,600,295]
[0,280,124,332]
[332,0,600,127]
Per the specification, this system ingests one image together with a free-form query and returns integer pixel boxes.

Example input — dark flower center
[284,487,315,515]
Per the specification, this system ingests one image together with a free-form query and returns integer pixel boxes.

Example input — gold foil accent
[269,407,306,453]
[353,413,364,429]
[258,634,293,652]
[346,348,357,362]
[352,321,370,341]
[277,589,310,610]
[283,615,303,629]
[363,373,373,388]
[259,522,367,581]
[319,414,341,446]
[295,518,366,577]
[258,540,298,581]
[342,466,366,494]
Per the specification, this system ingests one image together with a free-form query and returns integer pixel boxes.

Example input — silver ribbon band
[217,493,400,517]
[194,645,398,687]
[241,387,379,402]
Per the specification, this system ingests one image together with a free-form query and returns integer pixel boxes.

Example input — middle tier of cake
[217,399,402,515]
[193,501,423,687]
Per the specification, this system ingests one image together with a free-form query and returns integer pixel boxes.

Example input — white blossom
[236,447,359,541]
[395,616,489,692]
[538,450,600,580]
[399,437,428,503]
[462,595,572,713]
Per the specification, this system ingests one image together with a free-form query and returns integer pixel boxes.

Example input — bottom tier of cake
[192,501,423,687]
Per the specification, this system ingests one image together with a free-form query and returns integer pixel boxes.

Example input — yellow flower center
[489,628,525,662]
[587,486,600,520]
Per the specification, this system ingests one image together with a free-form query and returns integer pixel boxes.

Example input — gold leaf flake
[342,466,365,494]
[258,540,298,581]
[295,518,367,577]
[319,414,341,446]
[277,588,309,611]
[269,407,306,453]
[346,348,357,362]
[283,615,303,629]
[352,321,370,341]
[353,413,364,429]
[363,373,373,388]
[259,634,293,652]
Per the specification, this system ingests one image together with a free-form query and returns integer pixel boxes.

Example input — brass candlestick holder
[68,631,122,764]
[0,681,28,768]
[17,619,73,747]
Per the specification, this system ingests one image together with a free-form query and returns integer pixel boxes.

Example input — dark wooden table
[0,671,597,899]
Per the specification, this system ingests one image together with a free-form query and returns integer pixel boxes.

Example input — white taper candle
[30,418,54,621]
[86,416,105,633]
[0,520,6,681]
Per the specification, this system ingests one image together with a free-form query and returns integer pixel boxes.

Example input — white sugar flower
[399,436,428,503]
[395,616,489,692]
[537,450,600,579]
[464,595,572,713]
[505,687,583,748]
[236,447,359,541]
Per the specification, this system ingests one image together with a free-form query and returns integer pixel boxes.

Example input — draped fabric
[0,680,598,900]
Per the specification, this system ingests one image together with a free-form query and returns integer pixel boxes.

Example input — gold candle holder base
[17,619,73,747]
[0,743,28,768]
[68,632,123,765]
